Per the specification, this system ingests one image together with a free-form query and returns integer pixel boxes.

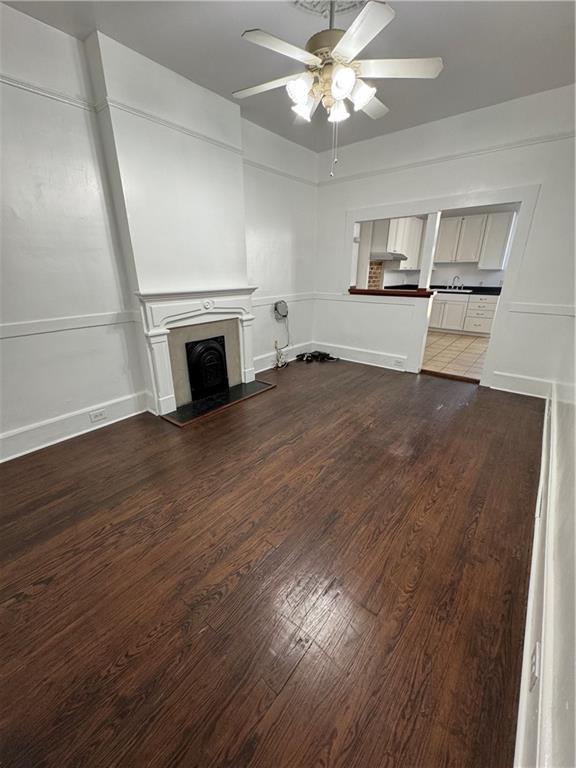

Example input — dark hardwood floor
[0,362,543,768]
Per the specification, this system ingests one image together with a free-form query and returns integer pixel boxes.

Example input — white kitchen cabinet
[429,298,445,327]
[464,317,493,333]
[387,217,424,270]
[478,212,514,270]
[429,294,469,331]
[434,217,461,263]
[442,301,468,330]
[455,215,487,262]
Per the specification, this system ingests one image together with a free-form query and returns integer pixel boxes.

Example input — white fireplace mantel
[137,286,258,415]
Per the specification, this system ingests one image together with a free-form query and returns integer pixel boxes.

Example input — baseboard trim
[0,391,148,462]
[488,371,554,399]
[310,341,407,372]
[254,342,313,373]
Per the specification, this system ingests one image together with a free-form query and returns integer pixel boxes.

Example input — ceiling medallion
[234,1,443,177]
[294,1,364,19]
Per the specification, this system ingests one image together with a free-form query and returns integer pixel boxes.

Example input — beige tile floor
[422,331,489,379]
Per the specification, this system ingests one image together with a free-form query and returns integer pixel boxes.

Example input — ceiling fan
[233,1,443,128]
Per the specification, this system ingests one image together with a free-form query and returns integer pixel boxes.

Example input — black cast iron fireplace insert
[185,335,229,399]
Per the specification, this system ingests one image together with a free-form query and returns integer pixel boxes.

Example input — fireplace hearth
[162,331,275,427]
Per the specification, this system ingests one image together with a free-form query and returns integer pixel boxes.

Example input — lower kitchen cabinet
[442,302,468,330]
[429,293,498,333]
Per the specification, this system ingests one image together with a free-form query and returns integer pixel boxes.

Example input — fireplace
[136,286,260,415]
[186,335,229,399]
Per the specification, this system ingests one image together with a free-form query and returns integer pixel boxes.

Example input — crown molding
[96,97,244,156]
[3,70,573,189]
[243,159,317,187]
[317,130,575,186]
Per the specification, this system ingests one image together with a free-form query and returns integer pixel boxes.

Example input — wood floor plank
[0,362,543,768]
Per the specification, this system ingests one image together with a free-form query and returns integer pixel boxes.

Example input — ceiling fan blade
[361,97,390,119]
[332,2,396,63]
[233,74,296,99]
[357,58,444,79]
[242,29,322,67]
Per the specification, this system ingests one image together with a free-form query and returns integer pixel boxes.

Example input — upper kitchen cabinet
[434,217,462,263]
[434,214,487,263]
[433,211,514,268]
[455,215,487,262]
[478,212,514,270]
[386,217,424,270]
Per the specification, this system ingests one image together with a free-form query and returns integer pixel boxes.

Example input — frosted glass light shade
[350,79,377,111]
[286,72,314,104]
[331,65,356,100]
[292,96,315,121]
[328,99,350,123]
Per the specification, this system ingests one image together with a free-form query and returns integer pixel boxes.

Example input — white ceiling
[7,1,575,151]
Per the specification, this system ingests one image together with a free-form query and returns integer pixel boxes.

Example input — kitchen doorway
[421,203,518,383]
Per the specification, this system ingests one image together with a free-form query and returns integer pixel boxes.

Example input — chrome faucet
[451,275,463,290]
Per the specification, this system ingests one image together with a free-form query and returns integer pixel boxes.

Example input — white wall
[515,375,575,767]
[314,86,575,397]
[0,6,147,461]
[0,8,320,459]
[242,120,318,370]
[85,32,248,294]
[2,5,574,462]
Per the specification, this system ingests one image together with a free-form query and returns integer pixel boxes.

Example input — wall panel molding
[0,72,93,110]
[0,311,139,339]
[252,292,316,307]
[508,301,575,317]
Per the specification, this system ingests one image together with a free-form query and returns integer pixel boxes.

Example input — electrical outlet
[393,359,404,369]
[89,409,107,424]
[529,641,540,691]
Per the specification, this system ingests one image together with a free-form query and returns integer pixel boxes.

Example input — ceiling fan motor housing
[305,28,346,62]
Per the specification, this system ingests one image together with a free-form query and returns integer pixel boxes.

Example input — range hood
[370,251,408,261]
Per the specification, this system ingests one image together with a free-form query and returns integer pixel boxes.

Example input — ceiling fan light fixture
[331,64,356,100]
[350,79,377,111]
[286,71,314,104]
[328,99,350,123]
[292,95,316,121]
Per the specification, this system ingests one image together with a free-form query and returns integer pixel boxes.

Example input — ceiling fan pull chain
[335,121,339,165]
[330,119,340,177]
[330,120,336,176]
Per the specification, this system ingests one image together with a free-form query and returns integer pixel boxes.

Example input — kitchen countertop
[385,284,502,296]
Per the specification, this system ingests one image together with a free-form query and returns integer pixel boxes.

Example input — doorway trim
[345,183,541,387]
